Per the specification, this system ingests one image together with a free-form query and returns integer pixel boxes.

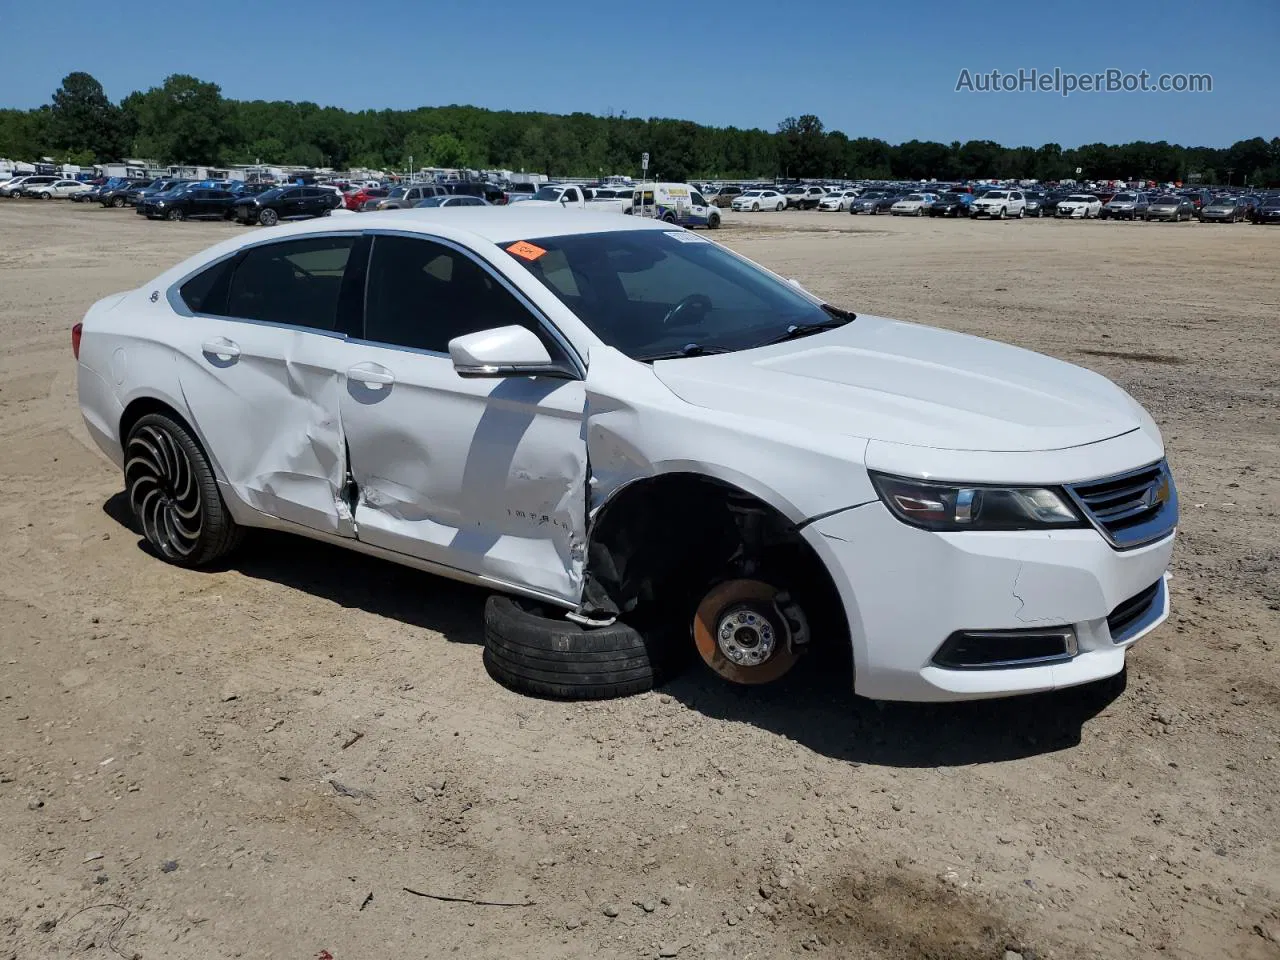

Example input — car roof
[227,207,677,250]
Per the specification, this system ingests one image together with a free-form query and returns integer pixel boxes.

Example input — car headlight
[869,472,1084,531]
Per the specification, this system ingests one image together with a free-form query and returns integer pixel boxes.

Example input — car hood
[650,315,1141,452]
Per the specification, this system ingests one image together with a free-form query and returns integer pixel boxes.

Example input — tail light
[71,322,83,360]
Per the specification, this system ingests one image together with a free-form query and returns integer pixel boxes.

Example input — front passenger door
[337,233,588,601]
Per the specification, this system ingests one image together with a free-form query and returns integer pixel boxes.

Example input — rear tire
[482,596,683,700]
[124,412,242,568]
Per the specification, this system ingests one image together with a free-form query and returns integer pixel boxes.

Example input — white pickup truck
[520,184,630,214]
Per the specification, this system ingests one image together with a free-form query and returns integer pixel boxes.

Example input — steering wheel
[661,293,713,327]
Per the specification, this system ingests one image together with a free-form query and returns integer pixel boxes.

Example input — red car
[344,186,387,211]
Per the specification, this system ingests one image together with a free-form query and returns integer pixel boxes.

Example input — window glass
[224,236,355,330]
[507,230,834,361]
[363,236,538,353]
[179,257,237,315]
[691,192,707,206]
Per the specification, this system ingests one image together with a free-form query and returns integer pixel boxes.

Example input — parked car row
[711,180,1280,224]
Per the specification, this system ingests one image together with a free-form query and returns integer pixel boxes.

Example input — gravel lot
[1,202,1277,960]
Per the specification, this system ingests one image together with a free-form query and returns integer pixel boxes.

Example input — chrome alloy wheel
[125,424,203,558]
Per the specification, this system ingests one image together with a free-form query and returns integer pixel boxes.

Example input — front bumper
[802,500,1174,702]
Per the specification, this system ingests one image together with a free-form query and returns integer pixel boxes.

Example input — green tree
[131,75,228,164]
[49,72,124,160]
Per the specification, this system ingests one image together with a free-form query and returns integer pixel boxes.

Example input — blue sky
[2,0,1275,148]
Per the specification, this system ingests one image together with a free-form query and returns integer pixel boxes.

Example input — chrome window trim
[360,228,587,380]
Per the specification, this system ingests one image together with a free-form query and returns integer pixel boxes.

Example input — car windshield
[903,194,923,201]
[984,191,1008,199]
[256,188,284,201]
[1152,196,1177,204]
[741,191,762,197]
[388,187,408,199]
[1112,194,1136,202]
[506,230,846,361]
[532,186,564,201]
[1067,195,1094,201]
[417,196,449,207]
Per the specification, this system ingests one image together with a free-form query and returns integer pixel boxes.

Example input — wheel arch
[581,470,850,659]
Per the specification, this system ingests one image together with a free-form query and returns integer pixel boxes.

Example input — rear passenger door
[336,232,588,601]
[169,233,362,535]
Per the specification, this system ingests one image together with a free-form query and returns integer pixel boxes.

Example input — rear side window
[223,236,355,330]
[179,257,238,315]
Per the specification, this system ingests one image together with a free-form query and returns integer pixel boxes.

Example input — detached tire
[482,596,682,700]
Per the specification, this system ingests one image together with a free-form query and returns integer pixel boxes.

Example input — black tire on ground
[259,208,278,226]
[482,595,683,700]
[124,412,242,568]
[166,207,184,221]
[112,196,125,208]
[708,213,720,229]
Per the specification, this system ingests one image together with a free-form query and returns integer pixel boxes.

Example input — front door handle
[347,363,395,388]
[201,337,241,363]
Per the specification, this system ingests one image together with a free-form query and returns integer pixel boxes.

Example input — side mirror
[449,325,578,380]
[559,194,569,205]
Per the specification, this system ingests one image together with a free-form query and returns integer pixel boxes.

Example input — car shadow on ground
[104,493,1123,767]
[660,651,1125,767]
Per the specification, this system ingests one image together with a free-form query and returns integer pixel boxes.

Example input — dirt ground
[1,201,1277,960]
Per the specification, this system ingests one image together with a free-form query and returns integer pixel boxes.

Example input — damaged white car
[75,209,1177,703]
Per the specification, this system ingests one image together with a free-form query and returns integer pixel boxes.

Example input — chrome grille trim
[1066,459,1178,550]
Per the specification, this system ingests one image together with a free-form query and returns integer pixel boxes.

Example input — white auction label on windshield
[664,231,707,243]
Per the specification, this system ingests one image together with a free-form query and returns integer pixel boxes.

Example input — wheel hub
[692,579,803,685]
[716,604,776,666]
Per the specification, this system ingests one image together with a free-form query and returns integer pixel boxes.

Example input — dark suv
[100,180,151,207]
[446,181,507,204]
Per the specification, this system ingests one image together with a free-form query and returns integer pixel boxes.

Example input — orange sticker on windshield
[506,241,547,261]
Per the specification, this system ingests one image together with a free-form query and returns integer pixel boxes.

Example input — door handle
[347,364,395,388]
[201,338,241,362]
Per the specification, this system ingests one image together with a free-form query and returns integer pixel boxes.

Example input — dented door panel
[338,344,588,602]
[173,320,353,536]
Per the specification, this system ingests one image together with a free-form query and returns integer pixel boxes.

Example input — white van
[631,182,721,228]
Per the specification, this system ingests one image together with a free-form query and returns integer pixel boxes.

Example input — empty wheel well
[581,473,848,647]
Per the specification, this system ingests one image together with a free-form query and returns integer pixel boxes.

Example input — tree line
[3,72,1278,186]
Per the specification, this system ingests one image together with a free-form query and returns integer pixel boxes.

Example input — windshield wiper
[754,304,856,347]
[638,343,734,362]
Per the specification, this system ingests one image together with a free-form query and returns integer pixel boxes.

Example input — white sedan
[28,178,92,199]
[75,208,1176,704]
[731,189,786,212]
[890,192,937,216]
[1055,194,1104,219]
[817,189,860,211]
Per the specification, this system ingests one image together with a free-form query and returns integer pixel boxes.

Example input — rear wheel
[124,413,242,568]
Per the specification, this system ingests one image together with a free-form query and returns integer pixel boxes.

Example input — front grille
[1107,579,1163,643]
[1066,460,1177,549]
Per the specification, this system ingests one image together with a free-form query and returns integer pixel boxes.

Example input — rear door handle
[347,363,395,388]
[201,337,241,362]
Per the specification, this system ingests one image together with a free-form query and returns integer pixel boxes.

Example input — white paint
[77,207,1176,702]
